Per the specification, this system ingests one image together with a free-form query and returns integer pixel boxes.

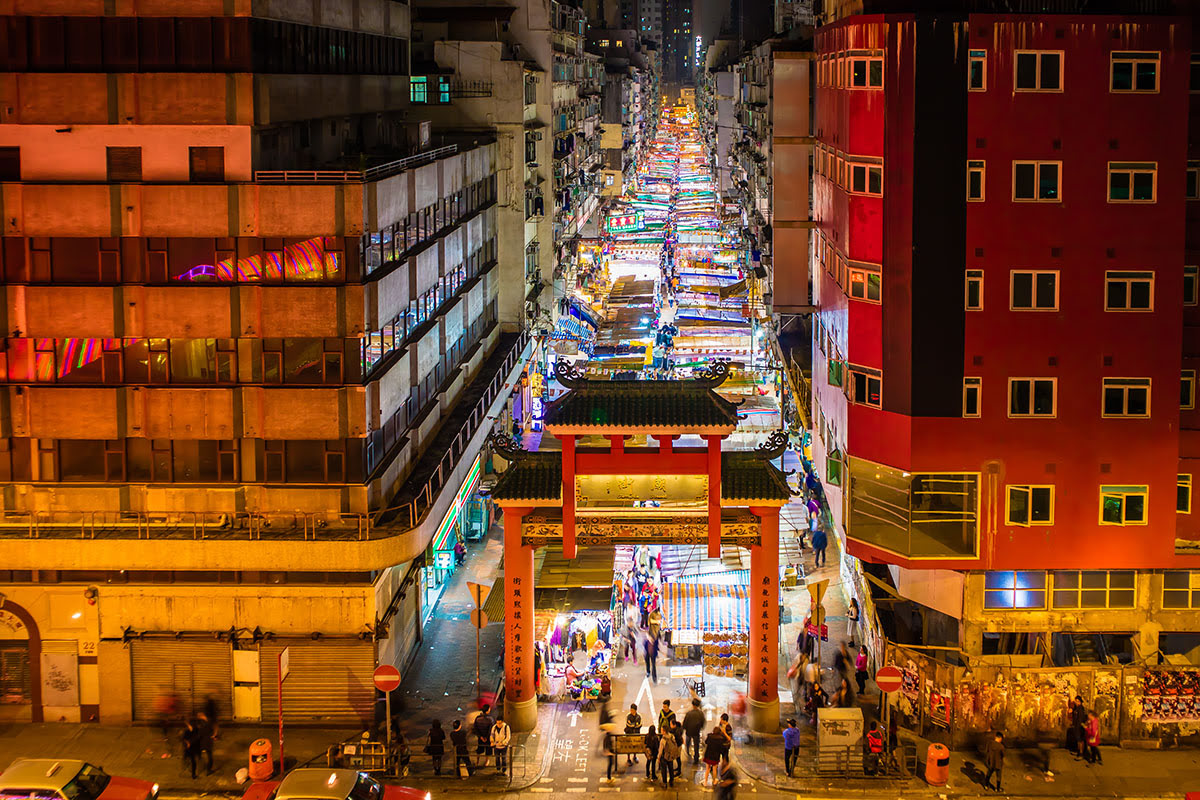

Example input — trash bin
[249,738,274,781]
[925,743,950,786]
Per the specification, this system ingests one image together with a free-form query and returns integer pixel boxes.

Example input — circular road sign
[875,665,903,694]
[373,664,401,692]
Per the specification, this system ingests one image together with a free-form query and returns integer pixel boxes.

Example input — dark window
[189,147,225,182]
[106,147,143,182]
[59,440,106,481]
[0,147,19,181]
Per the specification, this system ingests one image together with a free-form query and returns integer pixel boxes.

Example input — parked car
[241,768,427,800]
[0,759,157,800]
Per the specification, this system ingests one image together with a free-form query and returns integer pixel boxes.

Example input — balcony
[845,457,979,560]
[253,144,458,183]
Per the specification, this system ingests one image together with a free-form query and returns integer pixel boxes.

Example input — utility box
[816,707,863,775]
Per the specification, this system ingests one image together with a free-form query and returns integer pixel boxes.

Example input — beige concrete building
[0,0,530,724]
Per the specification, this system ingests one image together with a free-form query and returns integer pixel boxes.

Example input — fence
[0,509,372,541]
[254,145,459,183]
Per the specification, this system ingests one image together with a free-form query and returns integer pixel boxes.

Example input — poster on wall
[41,652,79,707]
[1141,670,1200,724]
[929,688,951,728]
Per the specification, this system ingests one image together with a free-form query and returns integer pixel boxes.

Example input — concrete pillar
[748,506,780,733]
[503,506,538,731]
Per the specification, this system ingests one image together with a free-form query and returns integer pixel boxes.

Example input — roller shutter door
[260,641,374,726]
[130,640,232,722]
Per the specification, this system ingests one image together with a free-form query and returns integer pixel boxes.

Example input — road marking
[570,713,578,728]
[634,674,656,713]
[528,788,552,793]
[567,777,589,782]
[565,788,587,793]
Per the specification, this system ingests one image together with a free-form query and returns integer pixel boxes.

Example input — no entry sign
[373,664,401,692]
[875,665,903,694]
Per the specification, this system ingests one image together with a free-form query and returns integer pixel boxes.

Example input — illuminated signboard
[606,210,645,233]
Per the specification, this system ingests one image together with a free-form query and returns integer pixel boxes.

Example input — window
[1006,485,1054,526]
[1013,161,1060,201]
[848,268,881,302]
[984,571,1046,610]
[848,366,882,408]
[963,377,981,417]
[1194,55,1200,93]
[1108,162,1156,202]
[1015,50,1062,91]
[1009,378,1056,417]
[1010,270,1058,310]
[826,450,843,486]
[850,163,883,196]
[967,160,985,201]
[968,49,986,90]
[1179,474,1192,514]
[1105,271,1154,311]
[410,75,428,103]
[850,57,883,88]
[106,147,142,182]
[1183,369,1196,410]
[1100,485,1148,525]
[827,358,843,388]
[0,146,19,181]
[965,269,983,310]
[1163,571,1200,609]
[1111,51,1159,92]
[1102,378,1150,417]
[1186,266,1198,306]
[188,146,224,182]
[1187,162,1199,200]
[1052,571,1135,609]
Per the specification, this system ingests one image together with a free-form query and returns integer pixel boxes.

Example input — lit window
[1100,485,1148,525]
[965,269,983,310]
[967,160,985,201]
[1052,571,1136,609]
[827,358,843,388]
[1186,266,1198,305]
[1013,161,1060,201]
[1010,270,1058,311]
[1183,369,1196,410]
[850,163,883,196]
[963,377,981,417]
[1007,485,1054,526]
[1108,162,1157,202]
[1008,378,1056,417]
[1187,162,1199,200]
[850,57,883,88]
[826,450,843,486]
[1179,474,1192,514]
[984,571,1047,610]
[1110,51,1159,92]
[848,366,882,408]
[968,49,987,90]
[1102,378,1151,418]
[1163,571,1200,609]
[599,39,610,47]
[1105,271,1154,311]
[410,76,428,103]
[1015,50,1062,91]
[849,268,881,302]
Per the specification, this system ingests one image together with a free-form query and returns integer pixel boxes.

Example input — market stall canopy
[662,582,749,632]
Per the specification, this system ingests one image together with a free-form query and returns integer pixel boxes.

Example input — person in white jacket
[490,717,512,773]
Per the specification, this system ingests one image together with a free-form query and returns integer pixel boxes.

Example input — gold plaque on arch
[574,473,709,512]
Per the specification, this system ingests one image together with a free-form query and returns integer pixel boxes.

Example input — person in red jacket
[1084,711,1103,765]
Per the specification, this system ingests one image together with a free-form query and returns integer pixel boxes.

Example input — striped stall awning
[662,582,749,633]
[672,569,750,586]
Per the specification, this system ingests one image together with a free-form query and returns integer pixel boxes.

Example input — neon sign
[606,210,646,233]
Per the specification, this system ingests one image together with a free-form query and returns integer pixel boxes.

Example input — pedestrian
[202,692,220,740]
[811,525,828,568]
[671,718,684,775]
[625,704,643,764]
[473,703,494,766]
[648,607,663,641]
[194,712,215,775]
[854,646,870,695]
[450,720,473,778]
[181,719,201,780]
[658,725,680,787]
[490,716,511,773]
[426,719,447,775]
[1085,711,1102,765]
[834,676,856,708]
[803,656,820,704]
[644,635,659,681]
[718,712,733,758]
[864,720,884,775]
[806,681,827,724]
[1070,696,1088,759]
[846,598,861,648]
[623,604,639,663]
[714,757,739,800]
[833,641,850,676]
[657,699,676,736]
[1065,697,1079,754]
[454,538,466,566]
[683,698,707,763]
[702,726,724,786]
[982,730,1005,792]
[603,731,617,782]
[644,725,660,781]
[155,690,179,741]
[783,718,801,777]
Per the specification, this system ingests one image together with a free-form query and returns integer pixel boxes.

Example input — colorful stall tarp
[662,582,750,632]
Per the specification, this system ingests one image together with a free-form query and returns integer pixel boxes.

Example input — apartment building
[809,2,1200,664]
[593,30,655,198]
[0,0,529,724]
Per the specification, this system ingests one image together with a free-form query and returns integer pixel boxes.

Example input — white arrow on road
[634,674,656,717]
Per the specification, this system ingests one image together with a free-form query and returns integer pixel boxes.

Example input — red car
[0,759,157,800]
[241,768,427,800]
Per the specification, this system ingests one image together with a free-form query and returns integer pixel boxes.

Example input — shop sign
[805,622,829,642]
[434,551,453,569]
[606,210,645,233]
[0,609,27,640]
[575,474,708,510]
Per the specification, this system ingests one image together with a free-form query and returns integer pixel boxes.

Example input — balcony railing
[253,145,459,184]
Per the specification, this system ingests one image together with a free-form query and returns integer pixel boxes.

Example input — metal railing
[0,510,372,541]
[254,145,458,184]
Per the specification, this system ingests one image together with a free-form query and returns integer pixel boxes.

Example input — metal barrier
[0,510,372,541]
[254,145,458,184]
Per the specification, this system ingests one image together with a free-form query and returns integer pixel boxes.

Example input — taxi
[0,760,157,800]
[241,769,427,800]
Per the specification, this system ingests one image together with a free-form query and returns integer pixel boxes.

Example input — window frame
[1186,161,1199,200]
[983,570,1047,610]
[967,160,986,201]
[1012,160,1061,202]
[965,269,984,310]
[1009,269,1059,311]
[849,56,883,89]
[1006,484,1055,527]
[1008,377,1058,418]
[1104,270,1154,312]
[1179,474,1192,514]
[847,365,882,409]
[1051,570,1136,609]
[1185,266,1198,306]
[1163,570,1200,609]
[968,49,987,91]
[1183,369,1196,410]
[1110,51,1160,93]
[1014,50,1063,92]
[1108,161,1157,203]
[1099,484,1149,526]
[1101,377,1151,419]
[848,266,881,303]
[849,162,883,197]
[963,377,982,418]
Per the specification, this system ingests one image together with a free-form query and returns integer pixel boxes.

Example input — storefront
[421,454,488,624]
[0,606,34,721]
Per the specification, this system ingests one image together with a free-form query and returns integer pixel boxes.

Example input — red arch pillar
[747,506,780,733]
[502,506,537,731]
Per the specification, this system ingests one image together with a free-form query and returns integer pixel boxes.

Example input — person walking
[625,704,643,765]
[714,757,739,800]
[657,699,676,737]
[658,726,680,787]
[450,720,473,778]
[644,725,660,781]
[181,719,202,780]
[846,598,861,648]
[644,635,659,682]
[202,693,220,740]
[854,646,870,695]
[702,726,725,787]
[1065,697,1079,755]
[426,719,447,775]
[1084,711,1102,765]
[472,704,494,767]
[1070,696,1088,760]
[670,718,684,776]
[864,720,884,775]
[811,525,828,568]
[490,717,511,773]
[194,712,215,775]
[782,718,801,777]
[682,698,707,763]
[603,731,618,782]
[982,730,1005,792]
